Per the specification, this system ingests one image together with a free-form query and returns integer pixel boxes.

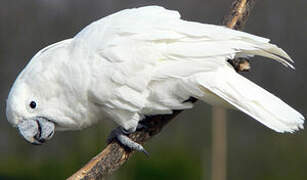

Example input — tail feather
[196,66,304,133]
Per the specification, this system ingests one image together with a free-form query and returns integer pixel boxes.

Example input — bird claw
[107,126,149,157]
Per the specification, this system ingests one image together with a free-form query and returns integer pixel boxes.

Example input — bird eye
[30,101,37,109]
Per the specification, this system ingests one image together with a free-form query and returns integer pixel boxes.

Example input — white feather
[194,63,304,133]
[75,6,303,131]
[7,6,304,133]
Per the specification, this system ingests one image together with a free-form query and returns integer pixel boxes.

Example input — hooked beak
[17,117,55,145]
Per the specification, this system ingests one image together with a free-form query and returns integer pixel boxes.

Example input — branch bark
[68,1,256,179]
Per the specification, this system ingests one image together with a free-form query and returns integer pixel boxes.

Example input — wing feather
[74,6,302,131]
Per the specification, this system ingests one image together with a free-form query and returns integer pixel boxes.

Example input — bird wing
[74,6,303,132]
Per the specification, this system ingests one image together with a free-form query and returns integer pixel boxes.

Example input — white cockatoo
[6,6,304,153]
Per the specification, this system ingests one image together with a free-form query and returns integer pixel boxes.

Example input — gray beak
[17,117,55,145]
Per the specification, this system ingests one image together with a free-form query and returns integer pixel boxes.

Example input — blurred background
[0,0,306,179]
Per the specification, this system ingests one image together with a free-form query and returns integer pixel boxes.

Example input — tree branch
[67,1,257,179]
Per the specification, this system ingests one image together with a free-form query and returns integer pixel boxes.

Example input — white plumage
[6,6,304,144]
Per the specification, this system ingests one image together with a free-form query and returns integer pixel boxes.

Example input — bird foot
[107,126,149,157]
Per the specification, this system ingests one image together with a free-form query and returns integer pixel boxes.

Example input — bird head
[6,80,55,145]
[6,39,88,145]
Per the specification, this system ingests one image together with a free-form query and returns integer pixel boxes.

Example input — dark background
[0,0,306,179]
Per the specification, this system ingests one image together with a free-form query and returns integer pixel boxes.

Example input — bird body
[6,6,304,145]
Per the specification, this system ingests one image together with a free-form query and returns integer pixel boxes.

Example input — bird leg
[228,58,251,72]
[107,124,149,157]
